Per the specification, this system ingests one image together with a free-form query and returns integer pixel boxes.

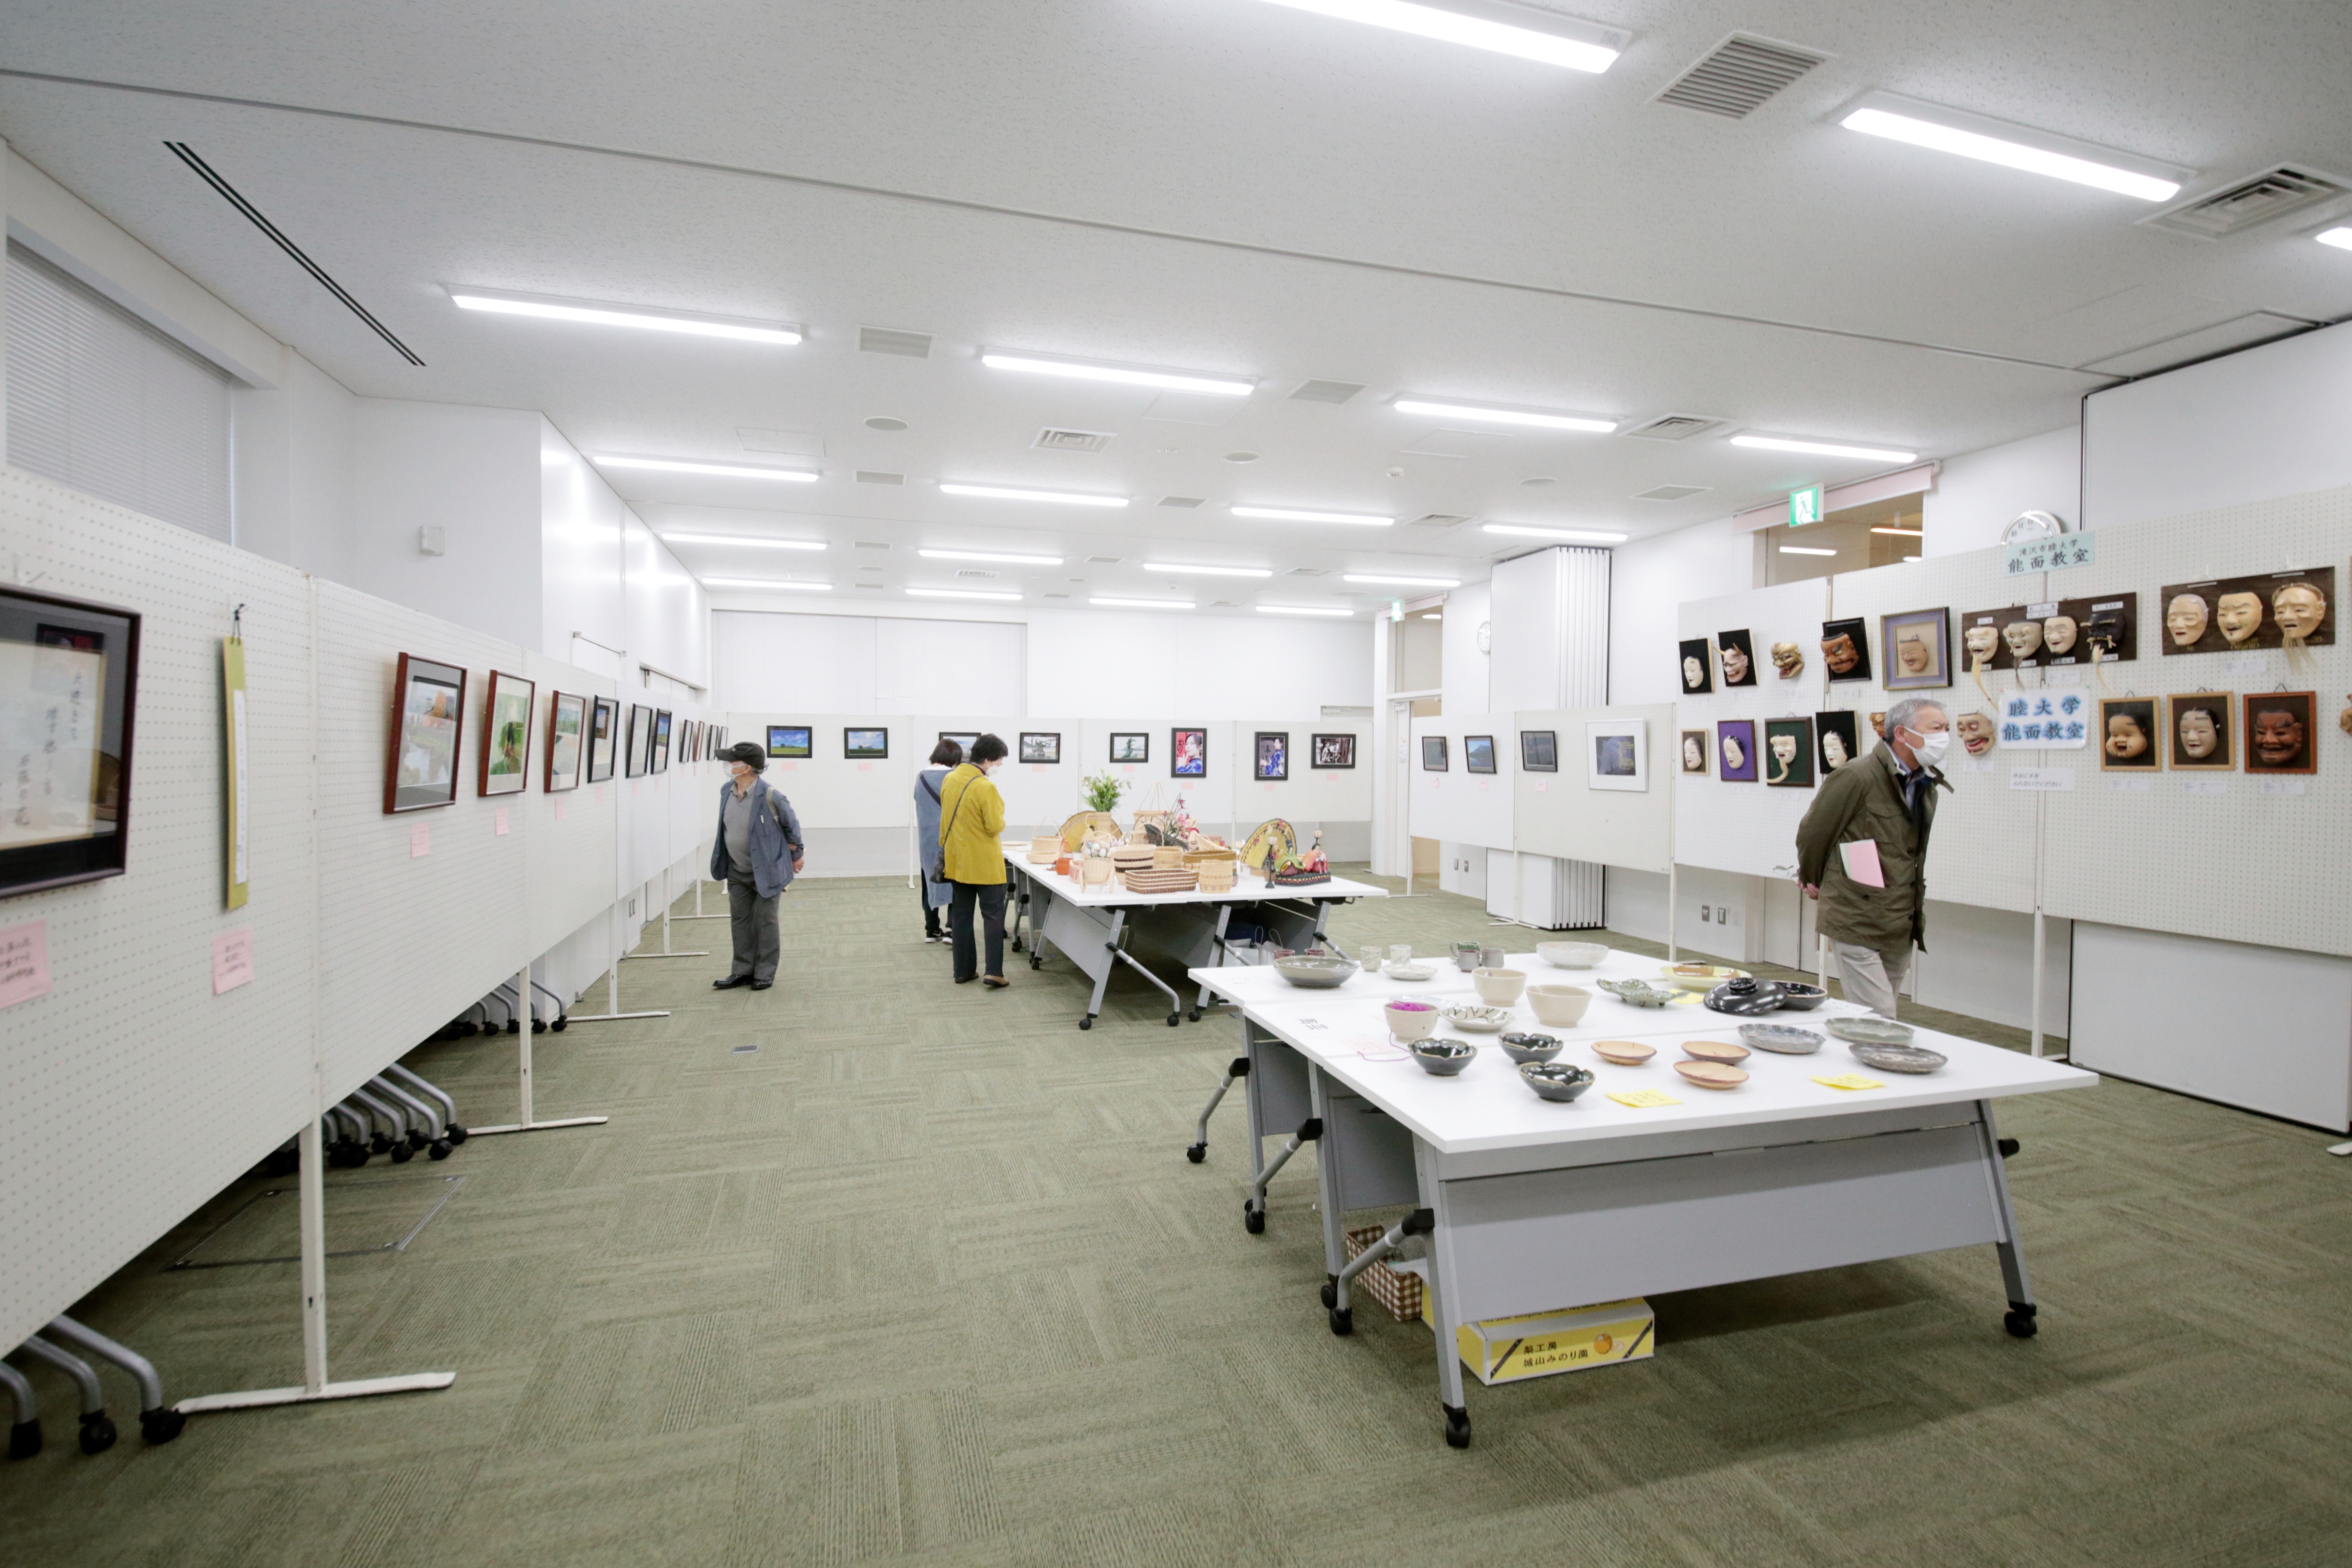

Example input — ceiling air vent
[1290,379,1366,404]
[1654,35,1825,119]
[1285,567,1329,577]
[955,569,998,580]
[2144,165,2349,239]
[1035,427,1113,452]
[853,540,891,551]
[1042,592,1070,599]
[1407,513,1473,530]
[1633,484,1710,501]
[1623,413,1724,441]
[1211,600,1240,608]
[1086,554,1123,564]
[858,326,932,357]
[1158,496,1205,508]
[855,470,903,485]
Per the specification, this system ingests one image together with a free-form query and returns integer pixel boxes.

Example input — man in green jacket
[1794,697,1952,1018]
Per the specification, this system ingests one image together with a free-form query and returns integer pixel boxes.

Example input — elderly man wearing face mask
[1794,697,1952,1019]
[710,741,806,991]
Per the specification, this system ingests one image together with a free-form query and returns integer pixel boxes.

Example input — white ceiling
[4,0,2348,609]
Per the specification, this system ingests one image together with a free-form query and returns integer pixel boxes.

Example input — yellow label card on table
[1813,1074,1884,1091]
[1608,1089,1681,1109]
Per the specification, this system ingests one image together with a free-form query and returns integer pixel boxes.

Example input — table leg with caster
[1189,906,1234,1022]
[1243,1116,1320,1233]
[1976,1100,2040,1338]
[1188,1057,1248,1162]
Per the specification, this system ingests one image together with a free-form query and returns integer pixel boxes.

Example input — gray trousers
[726,866,781,983]
[1830,940,1912,1019]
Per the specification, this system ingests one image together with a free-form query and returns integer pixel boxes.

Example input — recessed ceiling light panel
[907,587,1023,601]
[1090,597,1194,609]
[1730,434,1918,463]
[980,350,1253,397]
[658,533,827,550]
[1246,0,1626,73]
[1256,604,1354,616]
[1482,524,1627,542]
[1344,573,1460,587]
[449,287,801,344]
[701,577,832,590]
[1391,397,1617,432]
[593,455,818,481]
[2317,226,2352,251]
[919,548,1065,566]
[1839,92,2189,202]
[1142,562,1274,577]
[1233,505,1393,526]
[939,482,1128,508]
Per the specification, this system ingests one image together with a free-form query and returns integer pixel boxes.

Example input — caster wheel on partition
[369,1134,393,1155]
[445,1124,468,1145]
[139,1408,186,1445]
[2004,1304,2038,1339]
[506,1020,521,1034]
[1997,1137,2019,1158]
[407,1133,431,1153]
[79,1414,116,1455]
[551,1018,567,1032]
[1243,1202,1265,1235]
[389,1142,414,1164]
[1320,1277,1337,1309]
[1328,1306,1352,1336]
[1079,1016,1094,1031]
[7,1420,39,1459]
[1443,1406,1471,1450]
[1185,1143,1206,1164]
[1167,1012,1181,1028]
[532,1019,546,1034]
[428,1139,452,1161]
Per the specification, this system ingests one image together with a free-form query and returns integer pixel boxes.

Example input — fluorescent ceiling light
[1839,93,2185,203]
[1870,526,1924,537]
[939,482,1128,508]
[1779,546,1838,557]
[701,577,831,590]
[1232,505,1393,527]
[1422,612,1443,620]
[1730,434,1918,463]
[1142,561,1274,578]
[1481,523,1627,543]
[1090,597,1194,610]
[1345,573,1459,588]
[449,287,800,344]
[980,351,1253,397]
[1248,0,1622,73]
[593,456,818,481]
[907,587,1023,602]
[919,548,1065,566]
[1257,604,1354,616]
[2317,227,2352,251]
[659,533,826,550]
[1392,398,1616,432]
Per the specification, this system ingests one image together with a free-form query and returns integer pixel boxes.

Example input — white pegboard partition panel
[1511,705,1677,874]
[1672,579,1834,883]
[1408,713,1514,851]
[522,648,621,956]
[1230,719,1370,839]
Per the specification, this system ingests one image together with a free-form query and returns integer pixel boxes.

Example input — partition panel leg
[570,907,671,1025]
[473,959,613,1135]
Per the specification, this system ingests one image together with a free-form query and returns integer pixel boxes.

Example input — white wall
[1026,606,1370,718]
[348,399,546,650]
[233,351,358,581]
[1607,514,1755,705]
[1922,426,2082,556]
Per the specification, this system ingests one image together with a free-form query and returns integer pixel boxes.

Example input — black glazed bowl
[1410,1039,1478,1077]
[1499,1032,1564,1064]
[1774,982,1828,1011]
[1704,976,1785,1016]
[1519,1062,1596,1102]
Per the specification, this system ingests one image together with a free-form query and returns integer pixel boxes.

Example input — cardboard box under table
[1233,988,2096,1448]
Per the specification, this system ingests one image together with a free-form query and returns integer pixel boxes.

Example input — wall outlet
[418,525,446,556]
[1700,904,1712,922]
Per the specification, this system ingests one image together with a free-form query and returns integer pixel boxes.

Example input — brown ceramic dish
[1591,1040,1656,1066]
[1674,1060,1749,1090]
[1681,1039,1751,1065]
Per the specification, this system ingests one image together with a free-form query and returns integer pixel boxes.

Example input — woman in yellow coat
[937,733,1011,987]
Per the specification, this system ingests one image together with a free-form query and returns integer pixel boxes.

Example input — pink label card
[594,784,605,803]
[857,762,873,772]
[495,807,511,836]
[780,760,798,771]
[0,921,52,1009]
[212,928,255,995]
[554,797,566,820]
[1533,780,1548,792]
[410,821,431,858]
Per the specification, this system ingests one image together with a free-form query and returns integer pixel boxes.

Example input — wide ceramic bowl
[1599,979,1676,1008]
[1410,1039,1478,1077]
[1827,1017,1916,1046]
[1663,963,1748,992]
[1681,1038,1751,1065]
[1739,1023,1824,1054]
[1526,984,1594,1028]
[1272,954,1356,989]
[1519,1062,1596,1102]
[1675,1060,1749,1090]
[1592,1039,1657,1065]
[1383,1000,1441,1043]
[1472,967,1527,1007]
[1537,941,1608,970]
[1499,1031,1564,1064]
[1850,1041,1947,1075]
[1384,961,1439,982]
[1704,977,1785,1016]
[1440,1004,1513,1033]
[1774,982,1829,1011]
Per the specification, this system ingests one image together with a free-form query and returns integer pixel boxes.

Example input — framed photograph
[1677,636,1714,695]
[385,652,467,812]
[623,704,652,778]
[1815,710,1861,773]
[768,724,812,759]
[1519,730,1557,772]
[652,710,672,773]
[1421,735,1449,771]
[2244,692,2316,774]
[845,728,889,760]
[684,719,698,763]
[1464,735,1497,775]
[1110,732,1148,763]
[1716,628,1758,687]
[712,726,727,758]
[545,691,586,790]
[940,731,981,754]
[587,695,618,782]
[1312,732,1357,769]
[1171,727,1207,777]
[478,671,535,795]
[1020,732,1062,764]
[0,585,139,894]
[1882,608,1951,690]
[1764,717,1816,787]
[1820,618,1873,683]
[1586,720,1645,791]
[1254,732,1289,781]
[2099,698,2160,771]
[1716,719,1758,782]
[1678,729,1709,775]
[2166,692,2234,771]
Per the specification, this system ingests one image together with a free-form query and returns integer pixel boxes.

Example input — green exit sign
[1788,485,1825,525]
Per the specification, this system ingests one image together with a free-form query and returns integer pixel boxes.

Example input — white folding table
[1222,980,2096,1447]
[1001,849,1386,1030]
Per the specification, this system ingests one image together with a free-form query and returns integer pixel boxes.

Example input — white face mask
[1900,726,1950,768]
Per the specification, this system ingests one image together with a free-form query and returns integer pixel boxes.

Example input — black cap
[725,741,767,770]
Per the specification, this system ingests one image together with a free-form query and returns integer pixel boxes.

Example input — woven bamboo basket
[1196,861,1236,894]
[1151,846,1186,870]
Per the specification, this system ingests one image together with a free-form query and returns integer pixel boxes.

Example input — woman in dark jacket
[914,737,962,943]
[710,742,805,990]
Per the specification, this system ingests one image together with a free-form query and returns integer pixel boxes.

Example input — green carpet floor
[6,873,2350,1566]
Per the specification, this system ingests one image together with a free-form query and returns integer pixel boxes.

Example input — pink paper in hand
[1838,839,1886,889]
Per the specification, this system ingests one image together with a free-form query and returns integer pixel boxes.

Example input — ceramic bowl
[1704,977,1786,1017]
[1675,1060,1749,1090]
[1440,1004,1513,1033]
[1499,1032,1564,1064]
[1681,1038,1751,1065]
[1662,963,1748,992]
[1850,1041,1947,1075]
[1773,982,1829,1011]
[1384,961,1439,982]
[1410,1039,1478,1076]
[1739,1023,1823,1054]
[1472,967,1527,1007]
[1537,941,1608,970]
[1520,1062,1596,1103]
[1526,984,1594,1028]
[1827,1017,1916,1046]
[1591,1039,1656,1066]
[1383,1000,1442,1043]
[1598,979,1676,1008]
[1273,954,1356,989]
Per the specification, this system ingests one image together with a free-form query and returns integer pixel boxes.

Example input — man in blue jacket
[711,741,804,991]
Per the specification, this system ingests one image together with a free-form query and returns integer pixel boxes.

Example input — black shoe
[713,974,753,989]
[749,980,773,990]
[954,974,977,984]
